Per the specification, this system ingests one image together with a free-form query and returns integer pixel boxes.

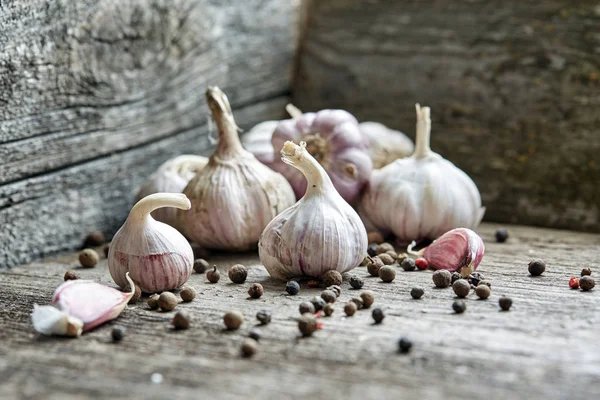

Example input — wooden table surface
[1,223,599,400]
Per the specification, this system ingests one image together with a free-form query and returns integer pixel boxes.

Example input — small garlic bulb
[136,155,208,227]
[180,87,296,251]
[108,193,194,293]
[259,141,368,280]
[358,105,485,243]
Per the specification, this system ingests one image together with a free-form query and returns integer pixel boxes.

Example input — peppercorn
[256,309,272,325]
[158,292,178,311]
[84,231,105,247]
[172,310,191,330]
[528,259,546,276]
[372,308,385,324]
[378,253,395,266]
[499,296,512,311]
[398,337,412,354]
[453,279,471,298]
[64,270,80,281]
[311,296,326,311]
[367,244,379,257]
[191,244,211,259]
[400,258,415,271]
[240,338,258,357]
[147,294,160,310]
[327,285,342,297]
[415,257,429,270]
[228,264,248,284]
[298,313,318,337]
[224,310,244,330]
[285,280,300,295]
[453,300,467,314]
[206,266,220,283]
[475,284,491,299]
[248,329,261,342]
[432,270,452,288]
[367,256,384,276]
[451,272,462,284]
[410,287,424,300]
[581,268,592,277]
[569,276,579,289]
[103,244,110,258]
[478,280,492,288]
[307,279,321,288]
[320,290,337,304]
[179,286,196,302]
[299,302,315,315]
[367,231,385,245]
[377,242,395,254]
[495,228,509,243]
[128,284,142,304]
[344,302,357,316]
[350,297,364,310]
[111,326,126,342]
[248,283,264,299]
[467,272,485,287]
[79,248,99,268]
[580,276,595,291]
[322,270,343,286]
[360,290,375,308]
[349,275,364,290]
[323,303,334,316]
[193,258,210,274]
[379,265,396,282]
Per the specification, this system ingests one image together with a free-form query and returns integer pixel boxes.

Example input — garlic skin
[136,155,208,227]
[241,120,279,165]
[109,193,194,293]
[358,105,485,243]
[359,122,414,168]
[259,141,368,280]
[180,87,295,251]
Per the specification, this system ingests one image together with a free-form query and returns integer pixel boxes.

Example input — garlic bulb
[179,87,296,251]
[109,193,194,293]
[136,155,208,227]
[241,120,279,165]
[358,105,485,243]
[359,122,414,168]
[259,141,368,280]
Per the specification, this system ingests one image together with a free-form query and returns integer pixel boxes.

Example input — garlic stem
[206,86,244,158]
[281,141,335,195]
[285,103,303,120]
[129,193,191,223]
[413,104,432,159]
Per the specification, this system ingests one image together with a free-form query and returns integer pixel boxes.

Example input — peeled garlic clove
[136,155,208,227]
[109,193,194,293]
[259,141,368,280]
[241,120,280,165]
[359,122,414,168]
[31,304,83,337]
[180,87,296,251]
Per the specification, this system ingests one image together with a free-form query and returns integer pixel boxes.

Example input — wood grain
[293,0,600,233]
[1,223,599,399]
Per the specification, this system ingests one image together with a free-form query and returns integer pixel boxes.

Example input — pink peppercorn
[415,258,429,270]
[569,276,579,289]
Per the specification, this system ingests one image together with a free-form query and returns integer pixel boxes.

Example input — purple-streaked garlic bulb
[409,228,485,277]
[358,105,485,243]
[109,193,194,293]
[359,122,414,168]
[179,87,295,251]
[241,120,279,166]
[270,105,372,205]
[259,141,368,281]
[135,155,208,227]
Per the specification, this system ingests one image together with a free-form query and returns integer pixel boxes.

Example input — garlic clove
[359,122,414,169]
[31,304,83,337]
[109,193,194,293]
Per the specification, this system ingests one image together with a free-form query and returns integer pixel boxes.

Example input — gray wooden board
[293,0,600,233]
[1,223,599,400]
[0,0,298,267]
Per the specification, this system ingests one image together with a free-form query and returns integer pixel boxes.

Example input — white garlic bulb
[359,121,414,168]
[108,193,194,293]
[136,155,208,227]
[259,141,368,280]
[358,105,485,243]
[179,87,296,251]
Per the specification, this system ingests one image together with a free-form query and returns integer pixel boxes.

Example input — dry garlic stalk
[259,141,368,280]
[179,87,295,250]
[108,193,194,293]
[359,105,485,243]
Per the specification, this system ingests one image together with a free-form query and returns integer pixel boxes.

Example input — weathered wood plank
[293,0,600,233]
[0,224,599,400]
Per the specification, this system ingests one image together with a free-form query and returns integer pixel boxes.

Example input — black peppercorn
[311,296,326,311]
[79,248,99,268]
[367,256,384,276]
[367,244,379,257]
[360,290,375,308]
[206,266,221,283]
[256,309,272,325]
[228,264,248,284]
[499,296,512,311]
[378,253,395,266]
[320,290,337,304]
[475,284,491,299]
[451,272,462,284]
[398,337,412,354]
[180,286,196,302]
[528,259,546,276]
[410,287,424,300]
[299,302,315,315]
[432,270,452,288]
[400,258,416,272]
[147,294,160,310]
[322,270,343,286]
[323,303,334,316]
[327,285,342,298]
[298,313,318,337]
[240,338,258,357]
[248,329,261,342]
[193,258,210,274]
[379,265,396,282]
[372,308,385,324]
[111,326,126,341]
[84,231,105,247]
[344,302,357,316]
[172,310,191,330]
[467,272,485,287]
[64,270,80,281]
[581,268,592,277]
[452,280,471,298]
[377,242,395,254]
[495,228,509,243]
[248,283,264,299]
[224,310,244,330]
[580,276,595,291]
[158,292,178,311]
[286,280,300,295]
[349,275,364,290]
[452,300,467,314]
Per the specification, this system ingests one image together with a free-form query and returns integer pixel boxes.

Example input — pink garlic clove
[419,228,484,277]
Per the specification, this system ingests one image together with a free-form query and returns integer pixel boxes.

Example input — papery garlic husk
[136,155,208,227]
[109,193,194,293]
[359,122,414,168]
[179,87,296,251]
[409,228,485,277]
[241,120,280,166]
[259,141,368,280]
[358,105,485,243]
